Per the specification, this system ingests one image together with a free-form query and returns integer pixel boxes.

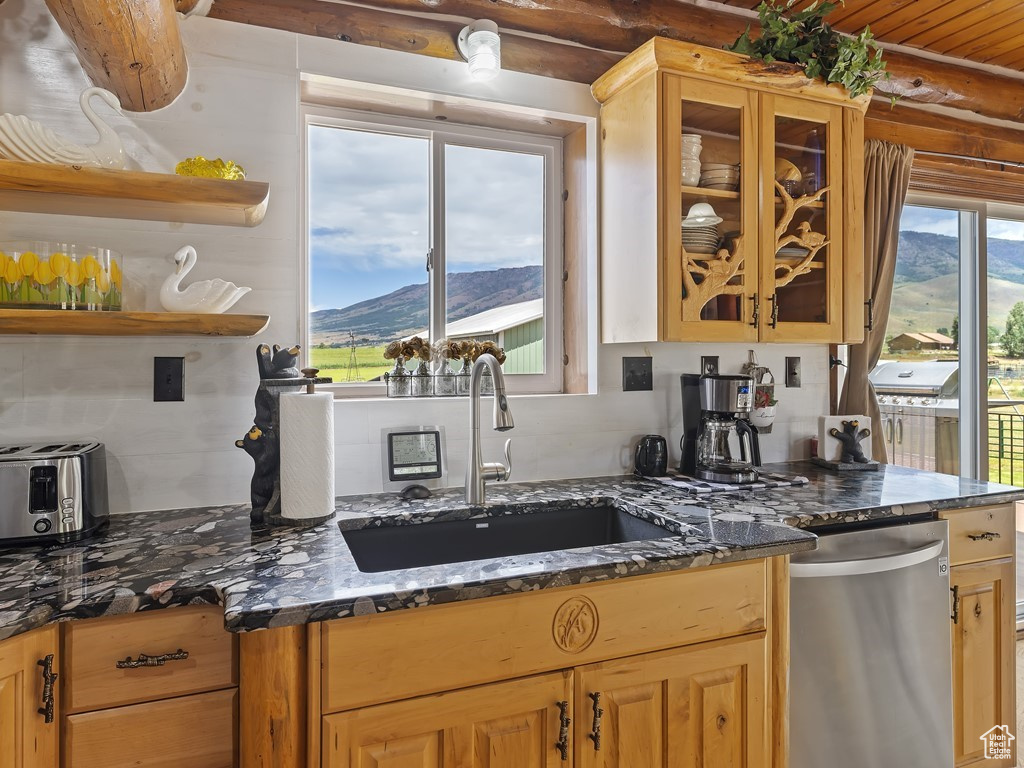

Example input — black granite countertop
[0,461,1020,640]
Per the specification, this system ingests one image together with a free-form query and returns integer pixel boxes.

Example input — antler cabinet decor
[593,38,867,344]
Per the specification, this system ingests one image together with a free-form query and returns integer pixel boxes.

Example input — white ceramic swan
[0,87,125,169]
[160,246,251,314]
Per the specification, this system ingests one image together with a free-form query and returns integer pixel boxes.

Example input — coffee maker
[680,373,762,483]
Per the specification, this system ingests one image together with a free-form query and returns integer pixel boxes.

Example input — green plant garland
[727,0,889,100]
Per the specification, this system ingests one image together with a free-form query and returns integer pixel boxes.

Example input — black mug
[634,434,668,477]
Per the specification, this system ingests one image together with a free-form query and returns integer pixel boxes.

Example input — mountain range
[888,230,1024,336]
[311,265,543,345]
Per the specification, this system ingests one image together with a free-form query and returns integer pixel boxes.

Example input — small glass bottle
[386,356,411,397]
[435,358,457,397]
[412,359,433,397]
[456,355,472,396]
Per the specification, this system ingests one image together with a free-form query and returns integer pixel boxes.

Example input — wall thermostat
[380,426,447,494]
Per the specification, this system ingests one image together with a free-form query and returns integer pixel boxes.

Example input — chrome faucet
[466,353,514,505]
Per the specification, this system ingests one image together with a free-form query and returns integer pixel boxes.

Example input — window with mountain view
[306,116,559,391]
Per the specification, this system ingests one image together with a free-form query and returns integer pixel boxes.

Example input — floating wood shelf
[681,185,740,200]
[0,159,270,227]
[0,310,270,337]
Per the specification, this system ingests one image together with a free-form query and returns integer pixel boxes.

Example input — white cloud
[900,205,959,237]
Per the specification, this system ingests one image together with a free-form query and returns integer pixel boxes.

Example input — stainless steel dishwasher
[790,518,953,768]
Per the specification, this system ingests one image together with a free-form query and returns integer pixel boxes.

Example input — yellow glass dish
[175,156,247,181]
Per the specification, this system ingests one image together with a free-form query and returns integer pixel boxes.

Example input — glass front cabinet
[594,38,866,344]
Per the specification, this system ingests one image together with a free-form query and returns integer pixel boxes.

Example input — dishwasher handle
[790,539,945,578]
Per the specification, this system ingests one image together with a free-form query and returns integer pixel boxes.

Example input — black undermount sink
[341,504,677,573]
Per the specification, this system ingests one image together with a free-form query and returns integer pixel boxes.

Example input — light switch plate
[154,357,184,401]
[785,356,801,388]
[622,357,653,391]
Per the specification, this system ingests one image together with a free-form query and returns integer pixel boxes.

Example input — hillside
[895,230,1024,285]
[888,273,1024,335]
[311,265,543,345]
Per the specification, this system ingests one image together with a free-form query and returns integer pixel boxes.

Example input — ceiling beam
[44,0,188,113]
[208,0,1024,126]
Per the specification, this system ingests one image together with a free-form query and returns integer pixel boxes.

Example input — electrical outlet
[700,356,719,376]
[622,356,653,391]
[785,356,801,388]
[154,357,184,401]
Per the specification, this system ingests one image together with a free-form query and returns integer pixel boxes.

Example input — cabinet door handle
[951,585,960,624]
[555,700,570,761]
[967,531,1001,541]
[589,692,604,751]
[885,417,893,445]
[750,293,760,327]
[865,296,875,331]
[115,649,189,669]
[895,418,903,445]
[37,654,57,723]
[769,294,779,328]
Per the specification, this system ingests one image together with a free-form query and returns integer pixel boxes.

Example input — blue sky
[901,205,1024,241]
[308,125,544,313]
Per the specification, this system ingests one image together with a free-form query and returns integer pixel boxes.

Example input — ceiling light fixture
[457,20,501,82]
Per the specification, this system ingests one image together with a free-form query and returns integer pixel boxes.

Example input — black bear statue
[829,419,872,464]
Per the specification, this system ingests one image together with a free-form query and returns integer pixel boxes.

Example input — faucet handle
[502,438,512,482]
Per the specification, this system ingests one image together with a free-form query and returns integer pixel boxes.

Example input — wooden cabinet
[314,560,777,768]
[575,636,766,768]
[0,626,59,768]
[593,38,866,345]
[941,506,1016,767]
[61,606,238,768]
[323,672,572,768]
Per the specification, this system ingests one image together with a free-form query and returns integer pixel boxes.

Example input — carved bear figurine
[829,419,871,464]
[256,343,301,380]
[235,425,279,520]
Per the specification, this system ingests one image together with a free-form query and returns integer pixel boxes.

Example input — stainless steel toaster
[0,442,109,546]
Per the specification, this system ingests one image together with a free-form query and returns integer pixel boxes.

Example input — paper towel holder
[236,344,335,528]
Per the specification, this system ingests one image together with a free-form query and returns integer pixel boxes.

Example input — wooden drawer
[64,606,236,713]
[64,688,237,768]
[322,559,766,713]
[941,505,1015,566]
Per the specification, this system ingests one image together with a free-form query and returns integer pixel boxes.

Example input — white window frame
[301,105,564,397]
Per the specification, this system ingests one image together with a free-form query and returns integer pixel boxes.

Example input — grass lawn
[310,345,392,383]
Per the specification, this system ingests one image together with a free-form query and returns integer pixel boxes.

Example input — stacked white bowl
[681,134,702,186]
[681,225,721,254]
[699,162,740,191]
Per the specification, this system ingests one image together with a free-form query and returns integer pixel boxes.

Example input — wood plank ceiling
[716,0,1024,71]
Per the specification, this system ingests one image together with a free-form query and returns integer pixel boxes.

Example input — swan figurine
[0,87,125,169]
[160,245,251,314]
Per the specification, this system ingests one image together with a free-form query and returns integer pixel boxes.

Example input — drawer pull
[967,531,1001,542]
[37,654,57,723]
[589,692,603,751]
[116,649,189,669]
[555,700,570,761]
[951,585,960,625]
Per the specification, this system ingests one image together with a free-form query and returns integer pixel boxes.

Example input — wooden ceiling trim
[207,0,1024,124]
[876,0,962,42]
[900,0,1010,49]
[985,42,1024,70]
[829,0,913,30]
[937,10,1024,60]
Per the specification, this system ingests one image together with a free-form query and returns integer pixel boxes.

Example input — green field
[310,345,392,383]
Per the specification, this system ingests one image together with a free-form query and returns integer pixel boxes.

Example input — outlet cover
[154,357,184,402]
[623,356,653,391]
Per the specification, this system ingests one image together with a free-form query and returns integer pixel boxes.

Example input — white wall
[0,1,829,513]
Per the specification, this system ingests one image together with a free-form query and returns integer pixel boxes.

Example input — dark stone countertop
[0,461,1020,640]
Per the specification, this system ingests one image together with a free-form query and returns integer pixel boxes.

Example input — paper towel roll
[280,392,335,520]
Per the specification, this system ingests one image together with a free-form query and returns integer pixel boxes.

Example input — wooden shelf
[0,310,269,337]
[681,185,739,200]
[0,159,269,227]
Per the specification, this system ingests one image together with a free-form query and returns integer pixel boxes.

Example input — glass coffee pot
[695,416,761,484]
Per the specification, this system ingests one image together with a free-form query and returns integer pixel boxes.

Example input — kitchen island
[0,462,1020,767]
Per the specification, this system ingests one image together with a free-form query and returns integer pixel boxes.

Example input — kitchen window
[302,108,563,396]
